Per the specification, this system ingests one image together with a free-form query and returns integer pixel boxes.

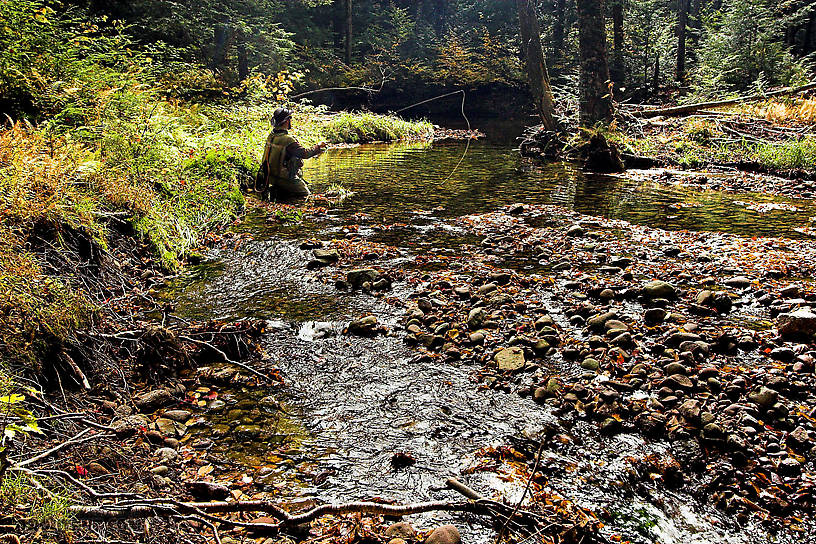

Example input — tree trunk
[553,0,567,63]
[516,0,558,130]
[643,30,650,96]
[689,0,703,62]
[691,0,703,29]
[804,9,816,55]
[675,0,689,81]
[611,0,625,85]
[237,33,249,81]
[333,0,344,51]
[212,23,230,69]
[630,82,816,117]
[577,0,614,125]
[345,0,353,65]
[433,0,448,36]
[653,54,660,94]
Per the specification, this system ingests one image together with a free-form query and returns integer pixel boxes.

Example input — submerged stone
[312,248,340,263]
[135,389,173,411]
[154,417,187,438]
[386,522,417,540]
[748,386,778,408]
[348,315,379,336]
[233,424,262,439]
[347,268,380,289]
[468,307,487,329]
[424,525,461,544]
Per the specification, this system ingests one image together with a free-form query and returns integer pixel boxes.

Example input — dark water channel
[163,132,813,543]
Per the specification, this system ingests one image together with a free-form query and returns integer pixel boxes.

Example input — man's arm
[286,140,326,160]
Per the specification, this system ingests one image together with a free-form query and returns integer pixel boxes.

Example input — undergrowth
[615,97,816,172]
[0,1,432,371]
[321,112,433,144]
[0,472,74,533]
[754,137,816,170]
[737,98,816,124]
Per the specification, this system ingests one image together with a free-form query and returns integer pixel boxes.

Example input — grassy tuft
[683,118,718,144]
[0,472,74,532]
[320,112,433,144]
[739,98,816,124]
[754,137,816,170]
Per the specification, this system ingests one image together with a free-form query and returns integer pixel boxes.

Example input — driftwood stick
[18,468,140,499]
[69,499,489,525]
[15,428,94,467]
[629,82,816,118]
[67,496,533,538]
[445,477,483,500]
[63,352,91,390]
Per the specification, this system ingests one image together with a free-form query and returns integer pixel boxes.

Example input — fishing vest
[255,130,296,193]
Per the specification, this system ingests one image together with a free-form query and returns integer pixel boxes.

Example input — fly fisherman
[255,107,328,199]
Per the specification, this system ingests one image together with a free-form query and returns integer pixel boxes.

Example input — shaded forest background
[4,0,816,121]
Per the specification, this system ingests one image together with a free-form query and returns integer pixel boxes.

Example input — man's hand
[317,141,329,154]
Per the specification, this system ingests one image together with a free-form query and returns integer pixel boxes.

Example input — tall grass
[754,137,816,170]
[0,472,74,532]
[742,98,816,124]
[321,112,434,144]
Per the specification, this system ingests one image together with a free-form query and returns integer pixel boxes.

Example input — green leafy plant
[0,373,42,478]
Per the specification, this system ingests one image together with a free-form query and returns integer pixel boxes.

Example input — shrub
[684,119,717,144]
[321,112,433,144]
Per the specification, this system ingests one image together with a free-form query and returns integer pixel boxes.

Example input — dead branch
[15,428,93,467]
[15,467,140,499]
[445,477,483,500]
[176,515,222,544]
[69,498,496,524]
[179,335,273,384]
[62,351,91,390]
[66,494,543,539]
[628,82,816,118]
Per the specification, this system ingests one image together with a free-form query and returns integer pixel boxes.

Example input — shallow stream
[162,126,813,543]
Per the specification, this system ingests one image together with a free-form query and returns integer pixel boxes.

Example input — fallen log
[628,82,816,118]
[621,153,665,169]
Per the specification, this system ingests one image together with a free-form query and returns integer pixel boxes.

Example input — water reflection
[303,140,814,239]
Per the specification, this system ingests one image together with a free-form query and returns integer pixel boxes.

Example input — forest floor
[611,96,816,198]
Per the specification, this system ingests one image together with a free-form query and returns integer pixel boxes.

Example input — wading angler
[254,107,328,199]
